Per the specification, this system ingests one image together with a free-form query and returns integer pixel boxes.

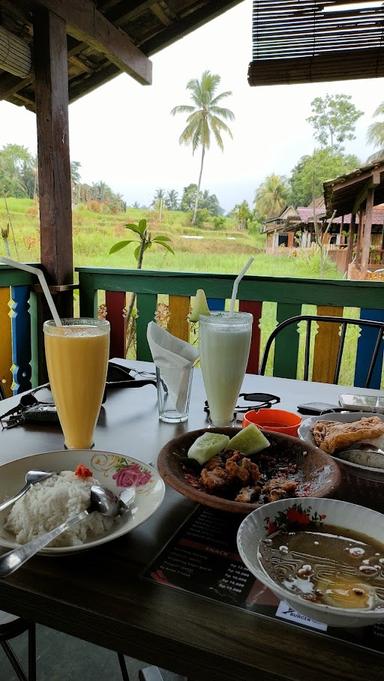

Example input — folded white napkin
[147,322,199,411]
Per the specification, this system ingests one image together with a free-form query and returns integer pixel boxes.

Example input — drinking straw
[0,256,62,326]
[229,257,254,315]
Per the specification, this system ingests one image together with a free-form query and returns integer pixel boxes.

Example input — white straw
[0,256,62,326]
[229,257,254,315]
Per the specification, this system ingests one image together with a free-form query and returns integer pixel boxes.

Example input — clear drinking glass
[199,312,253,427]
[156,364,193,423]
[43,318,110,449]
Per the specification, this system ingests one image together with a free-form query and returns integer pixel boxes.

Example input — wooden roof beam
[23,0,152,84]
[326,167,384,193]
[140,0,243,55]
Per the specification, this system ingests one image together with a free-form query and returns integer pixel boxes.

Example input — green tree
[152,188,165,222]
[232,201,253,230]
[180,183,222,216]
[171,70,234,224]
[71,160,81,204]
[289,148,360,207]
[152,188,165,207]
[254,174,289,222]
[0,144,36,197]
[180,183,198,211]
[367,102,384,159]
[307,94,363,150]
[165,189,179,210]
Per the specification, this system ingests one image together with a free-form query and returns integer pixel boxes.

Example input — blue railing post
[10,286,32,393]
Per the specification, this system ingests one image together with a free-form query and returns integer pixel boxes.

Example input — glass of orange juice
[43,318,110,449]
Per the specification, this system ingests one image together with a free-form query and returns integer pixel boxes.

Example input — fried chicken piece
[204,455,224,471]
[200,466,229,491]
[262,478,298,502]
[225,452,260,484]
[312,416,384,454]
[235,485,261,503]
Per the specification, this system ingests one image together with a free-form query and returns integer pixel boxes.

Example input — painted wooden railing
[77,267,384,389]
[1,266,384,395]
[0,266,38,397]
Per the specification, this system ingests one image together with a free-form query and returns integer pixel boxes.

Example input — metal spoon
[0,470,54,513]
[0,484,132,578]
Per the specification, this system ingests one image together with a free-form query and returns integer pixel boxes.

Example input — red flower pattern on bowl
[265,503,327,535]
[113,463,152,488]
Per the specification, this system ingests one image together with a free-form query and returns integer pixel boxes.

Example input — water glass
[156,364,193,423]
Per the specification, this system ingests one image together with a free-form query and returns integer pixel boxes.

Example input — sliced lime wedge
[187,432,230,465]
[189,289,210,322]
[226,423,270,455]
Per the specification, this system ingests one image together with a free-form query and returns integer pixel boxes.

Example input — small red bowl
[243,408,302,437]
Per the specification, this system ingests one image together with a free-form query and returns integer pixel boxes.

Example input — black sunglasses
[0,363,160,429]
[0,384,56,429]
[204,392,280,419]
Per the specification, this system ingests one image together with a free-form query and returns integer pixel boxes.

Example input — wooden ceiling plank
[105,1,162,26]
[12,90,35,110]
[151,3,172,27]
[69,54,92,74]
[22,0,152,84]
[0,72,33,99]
[140,0,243,55]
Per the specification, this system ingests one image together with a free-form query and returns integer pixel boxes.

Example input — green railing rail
[77,267,384,386]
[1,266,384,396]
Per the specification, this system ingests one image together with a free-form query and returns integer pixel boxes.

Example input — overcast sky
[0,0,383,212]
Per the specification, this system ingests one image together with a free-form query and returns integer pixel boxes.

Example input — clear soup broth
[258,525,384,610]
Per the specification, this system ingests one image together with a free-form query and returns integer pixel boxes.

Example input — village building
[262,162,384,278]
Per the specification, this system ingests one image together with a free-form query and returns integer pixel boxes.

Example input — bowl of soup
[237,497,384,627]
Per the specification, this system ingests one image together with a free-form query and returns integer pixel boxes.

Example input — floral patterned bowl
[0,449,165,555]
[237,497,384,627]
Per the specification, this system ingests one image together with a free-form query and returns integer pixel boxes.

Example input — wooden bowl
[157,427,341,514]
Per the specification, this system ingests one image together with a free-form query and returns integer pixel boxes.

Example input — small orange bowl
[243,408,302,437]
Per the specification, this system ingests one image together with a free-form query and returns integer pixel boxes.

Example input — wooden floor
[2,624,180,681]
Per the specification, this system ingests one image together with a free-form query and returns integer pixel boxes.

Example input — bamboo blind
[249,0,384,85]
[0,25,31,79]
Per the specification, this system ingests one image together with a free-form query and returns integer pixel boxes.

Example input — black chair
[259,314,384,387]
[0,609,131,680]
[0,611,36,681]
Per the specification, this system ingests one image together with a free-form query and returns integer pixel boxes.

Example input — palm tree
[254,174,289,222]
[165,189,178,210]
[171,70,234,224]
[367,102,384,161]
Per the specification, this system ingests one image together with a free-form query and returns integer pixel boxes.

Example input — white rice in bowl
[4,470,114,547]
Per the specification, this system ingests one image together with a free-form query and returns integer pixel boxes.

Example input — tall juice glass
[200,312,253,427]
[44,318,110,449]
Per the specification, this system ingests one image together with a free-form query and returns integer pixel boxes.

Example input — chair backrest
[259,314,384,388]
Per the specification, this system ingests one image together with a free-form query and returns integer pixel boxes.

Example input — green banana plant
[109,219,174,353]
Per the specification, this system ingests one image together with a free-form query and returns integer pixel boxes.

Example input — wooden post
[355,209,364,267]
[361,187,374,274]
[33,8,73,318]
[346,213,356,268]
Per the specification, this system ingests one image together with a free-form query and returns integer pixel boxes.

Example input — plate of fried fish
[298,412,384,465]
[299,412,384,509]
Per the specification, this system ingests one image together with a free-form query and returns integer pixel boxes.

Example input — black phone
[297,402,338,416]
